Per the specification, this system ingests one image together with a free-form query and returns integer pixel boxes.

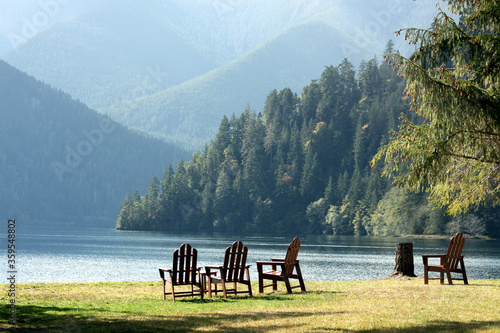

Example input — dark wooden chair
[256,236,306,294]
[422,232,468,285]
[205,241,253,298]
[158,243,204,301]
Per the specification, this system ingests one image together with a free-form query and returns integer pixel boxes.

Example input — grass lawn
[2,278,499,332]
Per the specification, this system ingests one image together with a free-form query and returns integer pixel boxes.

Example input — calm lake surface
[6,225,500,283]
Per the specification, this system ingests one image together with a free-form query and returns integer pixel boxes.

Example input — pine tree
[372,0,500,215]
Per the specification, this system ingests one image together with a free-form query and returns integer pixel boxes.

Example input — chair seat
[169,278,201,285]
[426,264,446,269]
[262,269,282,276]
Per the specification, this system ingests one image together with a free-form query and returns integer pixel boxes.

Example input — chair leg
[257,265,264,293]
[198,282,205,301]
[162,280,167,300]
[439,257,445,284]
[423,257,429,284]
[284,277,292,294]
[460,258,468,285]
[170,283,176,302]
[208,278,213,298]
[445,270,453,285]
[246,269,252,297]
[221,279,227,298]
[296,264,306,291]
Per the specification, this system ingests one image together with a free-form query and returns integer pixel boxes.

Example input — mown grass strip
[2,279,499,332]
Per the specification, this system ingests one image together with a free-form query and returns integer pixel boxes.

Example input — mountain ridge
[3,3,218,110]
[103,21,346,150]
[0,59,191,227]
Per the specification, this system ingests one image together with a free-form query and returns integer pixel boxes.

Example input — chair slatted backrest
[222,241,248,282]
[284,237,301,276]
[172,243,198,285]
[446,232,465,270]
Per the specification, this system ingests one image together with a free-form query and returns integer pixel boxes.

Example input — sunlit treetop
[372,0,500,215]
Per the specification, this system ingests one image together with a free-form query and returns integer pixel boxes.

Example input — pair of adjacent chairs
[158,237,306,301]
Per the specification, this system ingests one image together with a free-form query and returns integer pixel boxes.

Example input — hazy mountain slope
[0,0,353,62]
[1,0,343,110]
[104,22,345,150]
[1,0,417,109]
[1,0,439,152]
[3,3,217,109]
[163,0,351,64]
[0,60,191,226]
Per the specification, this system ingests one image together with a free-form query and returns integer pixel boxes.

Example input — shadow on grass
[186,294,294,303]
[314,321,500,333]
[4,304,499,332]
[2,304,339,332]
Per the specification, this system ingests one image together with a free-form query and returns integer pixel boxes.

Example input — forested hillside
[0,60,191,226]
[115,55,500,237]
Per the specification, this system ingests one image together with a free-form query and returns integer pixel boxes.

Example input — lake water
[5,225,500,283]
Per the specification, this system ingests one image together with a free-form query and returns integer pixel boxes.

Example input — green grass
[2,279,500,332]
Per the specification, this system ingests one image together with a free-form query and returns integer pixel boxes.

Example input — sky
[0,0,440,59]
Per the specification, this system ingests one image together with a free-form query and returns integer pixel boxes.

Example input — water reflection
[7,225,500,283]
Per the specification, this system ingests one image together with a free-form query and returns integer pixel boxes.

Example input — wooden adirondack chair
[422,232,468,285]
[256,236,306,294]
[205,241,253,298]
[158,243,204,301]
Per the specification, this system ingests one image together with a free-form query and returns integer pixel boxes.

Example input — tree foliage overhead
[372,0,500,215]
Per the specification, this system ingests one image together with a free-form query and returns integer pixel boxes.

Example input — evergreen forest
[116,53,500,237]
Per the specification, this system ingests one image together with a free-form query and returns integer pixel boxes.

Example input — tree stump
[392,243,416,277]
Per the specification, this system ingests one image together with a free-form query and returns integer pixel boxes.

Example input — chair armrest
[158,267,172,279]
[422,254,447,266]
[421,254,447,258]
[158,267,172,271]
[204,265,222,275]
[270,258,300,263]
[204,265,222,270]
[256,261,285,267]
[256,261,285,275]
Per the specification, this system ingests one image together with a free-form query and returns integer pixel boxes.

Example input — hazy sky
[0,0,439,58]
